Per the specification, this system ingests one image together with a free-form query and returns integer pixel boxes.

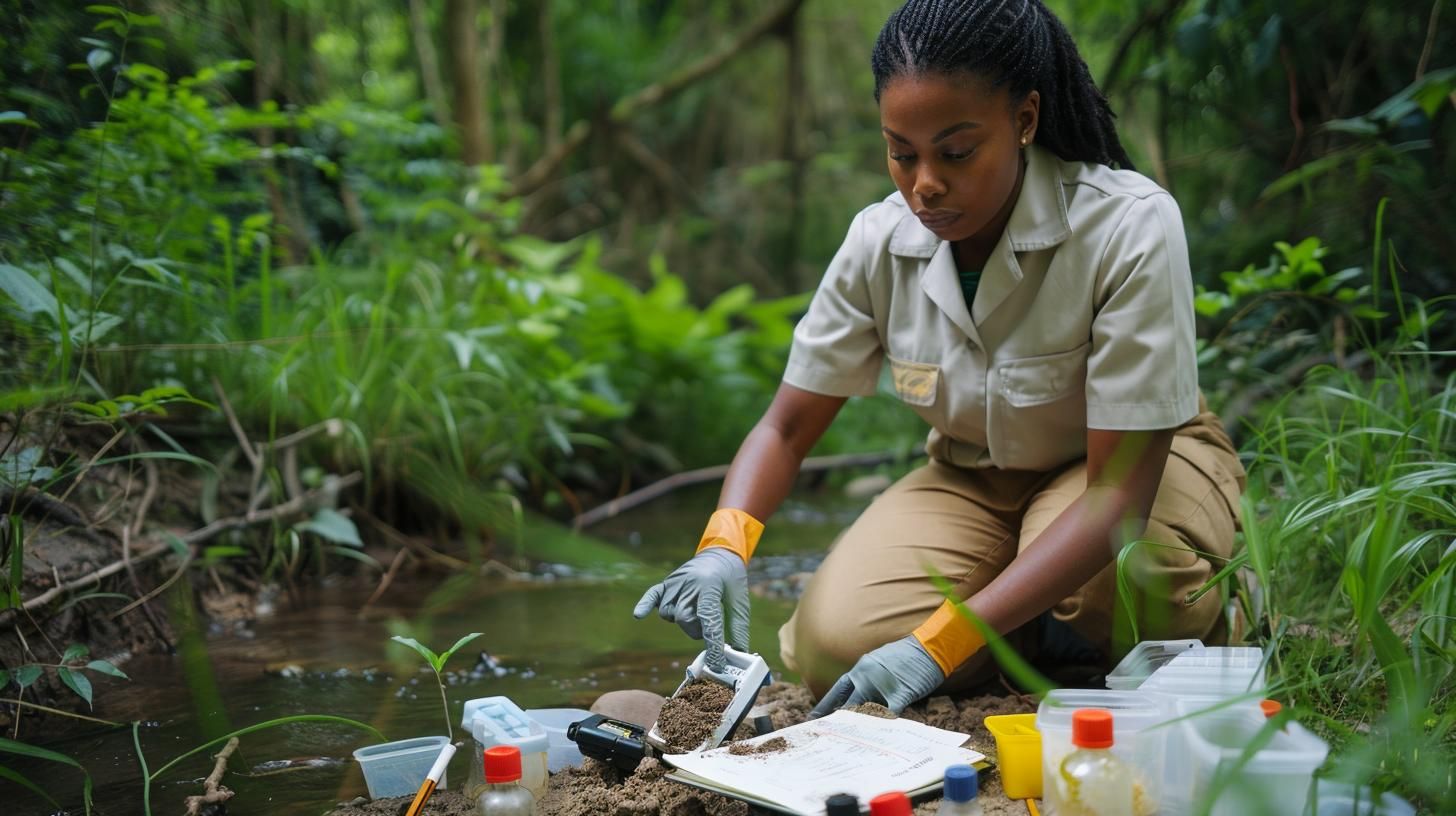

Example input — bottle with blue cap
[941,764,981,815]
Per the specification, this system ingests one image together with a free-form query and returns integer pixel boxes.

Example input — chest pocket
[888,355,940,407]
[991,342,1089,470]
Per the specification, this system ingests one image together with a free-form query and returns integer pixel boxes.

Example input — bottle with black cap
[825,792,860,815]
[941,764,981,815]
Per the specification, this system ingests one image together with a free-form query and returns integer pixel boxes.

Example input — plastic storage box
[462,696,549,799]
[526,708,592,772]
[983,713,1042,799]
[1164,701,1329,816]
[1138,646,1267,702]
[1309,780,1417,816]
[352,735,451,799]
[1036,689,1170,815]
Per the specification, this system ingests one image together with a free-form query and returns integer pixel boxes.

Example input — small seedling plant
[391,633,483,740]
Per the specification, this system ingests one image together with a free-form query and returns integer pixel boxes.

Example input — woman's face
[878,72,1039,249]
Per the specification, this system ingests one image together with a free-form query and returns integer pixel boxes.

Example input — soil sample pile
[726,736,790,756]
[654,679,735,752]
[537,757,749,816]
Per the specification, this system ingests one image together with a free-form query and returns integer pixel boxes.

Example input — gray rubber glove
[809,635,946,717]
[633,548,750,672]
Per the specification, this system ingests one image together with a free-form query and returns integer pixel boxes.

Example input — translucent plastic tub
[1105,639,1204,691]
[352,735,451,800]
[461,696,549,799]
[1309,780,1417,816]
[1165,701,1328,816]
[526,708,591,772]
[1036,689,1170,815]
[1139,646,1267,702]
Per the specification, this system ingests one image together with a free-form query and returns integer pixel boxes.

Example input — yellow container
[984,713,1043,799]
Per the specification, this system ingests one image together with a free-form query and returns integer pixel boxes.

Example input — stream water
[8,484,879,816]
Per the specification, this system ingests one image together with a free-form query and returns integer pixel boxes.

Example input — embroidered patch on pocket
[889,356,940,407]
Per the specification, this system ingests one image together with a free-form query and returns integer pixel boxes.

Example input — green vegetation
[0,0,1451,812]
[391,631,483,740]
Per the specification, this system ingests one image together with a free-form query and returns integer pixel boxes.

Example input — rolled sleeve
[1085,193,1199,430]
[782,209,884,397]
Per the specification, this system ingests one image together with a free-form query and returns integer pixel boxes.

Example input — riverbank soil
[327,682,1036,816]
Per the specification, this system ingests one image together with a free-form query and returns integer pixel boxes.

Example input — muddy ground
[326,682,1037,816]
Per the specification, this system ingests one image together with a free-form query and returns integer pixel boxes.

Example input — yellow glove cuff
[694,508,764,564]
[911,599,988,676]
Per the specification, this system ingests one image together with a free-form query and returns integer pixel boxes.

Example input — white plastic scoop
[646,644,771,753]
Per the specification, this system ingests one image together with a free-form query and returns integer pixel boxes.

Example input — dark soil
[654,679,735,753]
[726,736,789,756]
[325,682,1037,816]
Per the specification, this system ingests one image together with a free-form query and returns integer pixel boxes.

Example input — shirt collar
[888,144,1072,258]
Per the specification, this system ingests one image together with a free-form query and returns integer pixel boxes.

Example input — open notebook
[663,710,990,815]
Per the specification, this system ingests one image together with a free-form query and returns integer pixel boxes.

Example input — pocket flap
[998,343,1089,407]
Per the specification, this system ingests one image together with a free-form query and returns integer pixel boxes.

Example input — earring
[1020,137,1029,147]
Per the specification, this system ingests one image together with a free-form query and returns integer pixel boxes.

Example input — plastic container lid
[484,745,522,782]
[1105,639,1203,690]
[944,765,978,802]
[1037,689,1168,735]
[1072,709,1114,748]
[825,793,860,815]
[868,792,911,816]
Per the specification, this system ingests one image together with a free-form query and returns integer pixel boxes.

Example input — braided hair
[871,0,1132,169]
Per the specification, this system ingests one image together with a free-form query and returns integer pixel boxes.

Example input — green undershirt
[959,263,983,310]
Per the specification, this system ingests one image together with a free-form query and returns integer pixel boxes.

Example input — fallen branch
[573,449,922,529]
[5,472,361,618]
[0,697,125,728]
[183,737,239,816]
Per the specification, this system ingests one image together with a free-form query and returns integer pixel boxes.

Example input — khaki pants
[780,407,1245,697]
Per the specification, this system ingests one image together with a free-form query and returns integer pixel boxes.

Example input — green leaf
[0,669,8,688]
[390,636,440,669]
[0,264,59,316]
[0,737,91,814]
[58,667,94,708]
[63,644,90,662]
[0,111,36,128]
[0,762,62,808]
[14,665,41,689]
[86,660,128,679]
[438,633,484,667]
[294,508,362,547]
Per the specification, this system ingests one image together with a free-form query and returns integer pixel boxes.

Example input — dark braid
[872,0,1133,169]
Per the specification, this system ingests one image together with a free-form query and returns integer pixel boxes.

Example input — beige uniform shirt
[784,145,1199,472]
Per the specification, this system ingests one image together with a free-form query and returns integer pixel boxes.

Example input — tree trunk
[539,0,562,153]
[250,0,308,266]
[781,6,805,292]
[409,0,453,131]
[445,0,490,166]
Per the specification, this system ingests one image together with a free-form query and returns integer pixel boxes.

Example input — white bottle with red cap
[475,745,535,815]
[1052,708,1133,816]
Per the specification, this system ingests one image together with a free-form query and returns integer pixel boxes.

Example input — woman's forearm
[717,383,847,523]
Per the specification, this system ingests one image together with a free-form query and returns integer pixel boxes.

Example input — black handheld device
[567,714,651,771]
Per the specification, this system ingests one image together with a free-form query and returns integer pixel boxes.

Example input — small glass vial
[825,792,860,815]
[1055,709,1132,816]
[868,791,911,816]
[475,745,535,815]
[941,764,982,815]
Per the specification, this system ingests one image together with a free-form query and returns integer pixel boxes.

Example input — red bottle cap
[1071,709,1114,749]
[1261,699,1283,718]
[484,745,522,782]
[868,791,912,816]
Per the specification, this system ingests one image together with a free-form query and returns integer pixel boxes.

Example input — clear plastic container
[525,708,591,772]
[1309,780,1417,816]
[1104,639,1203,690]
[461,696,549,800]
[1036,690,1167,815]
[352,735,451,799]
[1139,647,1266,702]
[1164,700,1329,816]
